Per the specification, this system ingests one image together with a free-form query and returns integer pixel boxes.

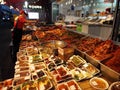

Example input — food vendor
[13,10,28,63]
[13,10,36,63]
[56,13,65,22]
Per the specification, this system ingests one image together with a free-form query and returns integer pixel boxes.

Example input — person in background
[56,13,65,21]
[13,10,28,63]
[0,5,14,81]
[81,13,84,17]
[86,11,89,17]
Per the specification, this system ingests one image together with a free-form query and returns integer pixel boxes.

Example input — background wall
[58,0,116,16]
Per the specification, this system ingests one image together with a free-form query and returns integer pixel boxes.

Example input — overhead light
[93,3,96,6]
[24,1,28,8]
[91,0,93,3]
[61,4,63,7]
[66,2,68,5]
[73,4,76,7]
[89,4,91,7]
[29,5,31,8]
[39,6,42,9]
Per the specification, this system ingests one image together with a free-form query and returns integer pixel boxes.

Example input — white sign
[28,12,39,19]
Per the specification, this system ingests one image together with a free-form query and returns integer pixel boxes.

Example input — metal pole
[111,0,119,41]
[111,2,113,12]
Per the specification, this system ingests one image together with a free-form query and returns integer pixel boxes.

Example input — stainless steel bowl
[55,40,67,48]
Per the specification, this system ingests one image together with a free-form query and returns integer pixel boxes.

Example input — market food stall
[0,24,120,90]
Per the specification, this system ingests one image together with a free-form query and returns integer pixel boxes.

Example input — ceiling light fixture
[24,1,28,8]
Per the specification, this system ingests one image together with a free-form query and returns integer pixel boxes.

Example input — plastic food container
[108,81,120,90]
[89,77,109,90]
[57,83,69,90]
[56,65,68,77]
[37,76,53,90]
[34,62,46,70]
[66,62,75,70]
[36,70,46,78]
[57,80,82,90]
[67,80,82,90]
[51,66,72,83]
[54,74,63,83]
[70,68,85,81]
[47,61,56,71]
[83,63,100,76]
[2,86,13,90]
[45,59,52,64]
[4,78,13,87]
[15,60,29,65]
[26,47,39,55]
[69,55,86,66]
[15,63,29,69]
[13,77,30,86]
[14,71,30,78]
[13,85,21,90]
[29,54,43,63]
[31,72,38,80]
[22,81,38,90]
[17,50,26,57]
[17,55,29,62]
[51,70,58,75]
[0,78,13,90]
[40,52,50,60]
[54,58,63,66]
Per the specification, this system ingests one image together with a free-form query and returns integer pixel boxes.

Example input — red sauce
[58,84,69,90]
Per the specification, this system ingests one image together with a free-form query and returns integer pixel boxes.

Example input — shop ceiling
[26,0,52,5]
[4,0,55,10]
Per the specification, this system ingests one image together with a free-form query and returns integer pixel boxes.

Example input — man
[13,10,28,63]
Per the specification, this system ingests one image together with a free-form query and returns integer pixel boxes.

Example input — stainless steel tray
[84,52,120,82]
[74,49,86,58]
[84,53,100,68]
[100,63,120,82]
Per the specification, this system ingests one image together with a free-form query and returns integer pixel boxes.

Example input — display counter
[0,25,119,90]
